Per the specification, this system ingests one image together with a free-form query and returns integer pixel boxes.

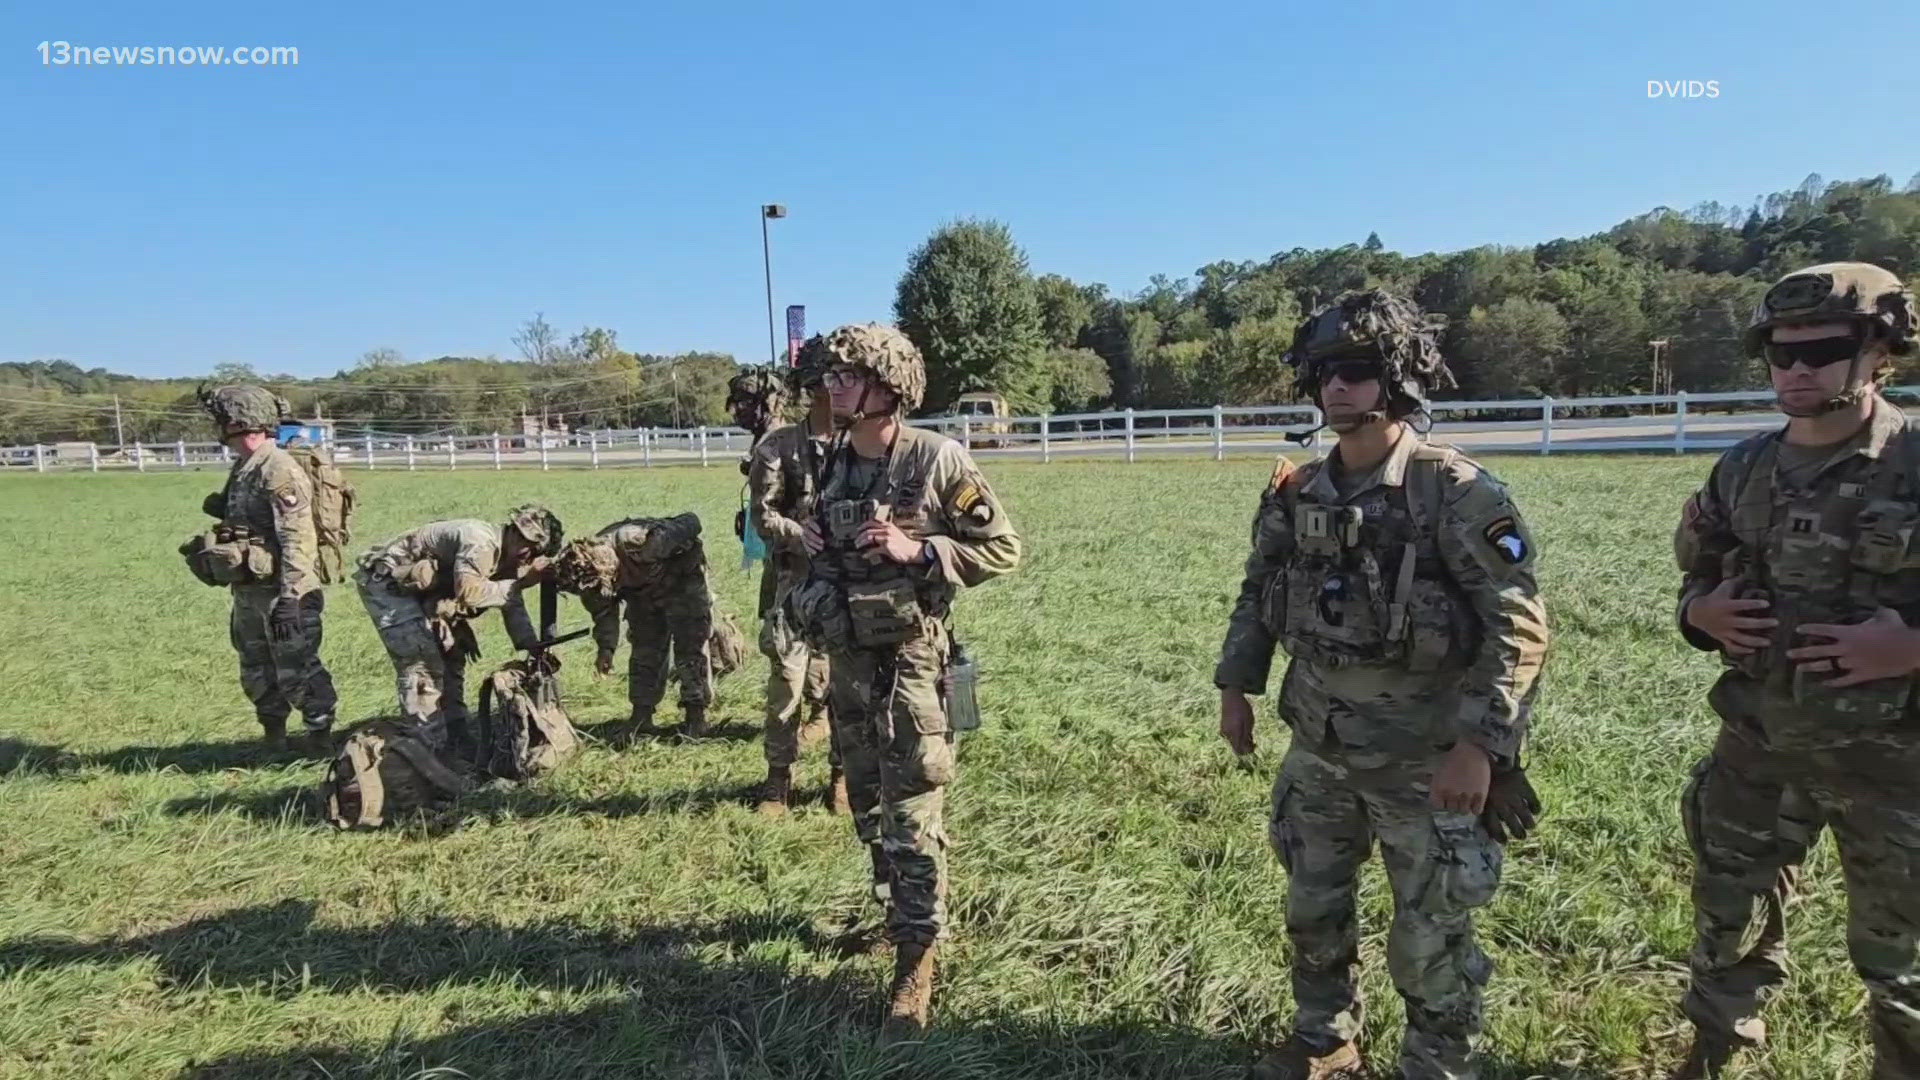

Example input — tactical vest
[1717,428,1920,730]
[1260,445,1477,672]
[793,436,943,651]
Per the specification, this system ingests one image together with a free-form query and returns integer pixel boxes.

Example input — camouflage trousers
[829,618,954,948]
[624,580,713,719]
[1681,718,1920,1078]
[759,606,834,768]
[354,570,468,749]
[1270,743,1502,1080]
[230,584,337,732]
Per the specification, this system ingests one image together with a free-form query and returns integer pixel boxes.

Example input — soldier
[353,505,561,748]
[785,323,1021,1037]
[1215,290,1549,1080]
[194,385,339,749]
[739,356,840,816]
[1670,262,1920,1080]
[551,513,717,740]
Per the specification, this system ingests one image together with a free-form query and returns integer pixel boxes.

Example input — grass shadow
[0,737,80,777]
[160,779,763,827]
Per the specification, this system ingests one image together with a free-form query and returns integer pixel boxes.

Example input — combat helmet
[551,535,619,597]
[725,365,788,436]
[505,504,564,558]
[1285,289,1454,423]
[198,384,290,436]
[1743,262,1915,414]
[813,323,925,416]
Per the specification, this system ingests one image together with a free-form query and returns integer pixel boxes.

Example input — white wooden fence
[7,388,1918,473]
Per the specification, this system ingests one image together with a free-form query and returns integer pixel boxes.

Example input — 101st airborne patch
[1483,516,1528,564]
[952,478,994,526]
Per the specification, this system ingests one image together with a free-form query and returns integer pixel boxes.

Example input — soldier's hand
[517,555,551,582]
[1219,689,1256,756]
[858,520,922,564]
[802,520,826,555]
[595,651,614,677]
[1684,578,1777,655]
[1431,742,1492,815]
[1481,767,1542,843]
[1788,607,1920,687]
[269,596,302,643]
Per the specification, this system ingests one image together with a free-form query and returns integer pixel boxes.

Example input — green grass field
[0,455,1876,1079]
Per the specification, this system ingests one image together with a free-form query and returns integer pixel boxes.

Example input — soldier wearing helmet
[550,512,723,740]
[1216,290,1549,1080]
[744,343,841,817]
[184,384,339,750]
[784,322,1022,1039]
[352,504,562,749]
[1671,262,1920,1079]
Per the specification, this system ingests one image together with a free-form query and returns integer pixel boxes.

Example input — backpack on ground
[708,607,747,682]
[471,655,581,782]
[286,442,356,585]
[320,720,470,830]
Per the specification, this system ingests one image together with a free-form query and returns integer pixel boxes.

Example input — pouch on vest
[178,528,271,587]
[1851,500,1918,575]
[847,578,920,648]
[1403,577,1473,672]
[789,578,851,651]
[1788,665,1916,728]
[1295,504,1362,558]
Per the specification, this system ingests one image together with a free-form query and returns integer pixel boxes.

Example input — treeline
[7,171,1919,445]
[894,172,1920,414]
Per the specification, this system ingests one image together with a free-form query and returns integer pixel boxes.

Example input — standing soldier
[786,323,1022,1038]
[353,506,561,748]
[1670,262,1920,1080]
[551,513,717,740]
[189,385,339,749]
[1215,290,1549,1080]
[738,357,839,816]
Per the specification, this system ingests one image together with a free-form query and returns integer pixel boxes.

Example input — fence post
[590,431,600,469]
[1674,390,1689,454]
[33,443,46,473]
[135,440,146,472]
[1124,408,1136,464]
[1213,405,1226,461]
[90,443,99,473]
[492,433,502,471]
[539,435,550,472]
[447,436,457,471]
[1540,396,1554,456]
[1041,413,1052,464]
[175,439,187,469]
[364,434,375,469]
[405,435,416,471]
[221,444,231,464]
[699,426,709,467]
[643,428,653,467]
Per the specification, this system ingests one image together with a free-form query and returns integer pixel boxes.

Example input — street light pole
[761,204,786,367]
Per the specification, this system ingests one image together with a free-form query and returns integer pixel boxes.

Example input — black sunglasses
[1765,335,1863,370]
[1324,359,1385,384]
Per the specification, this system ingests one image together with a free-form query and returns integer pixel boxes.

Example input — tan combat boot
[756,766,792,817]
[1246,1038,1362,1080]
[880,942,935,1041]
[799,705,830,750]
[825,766,849,814]
[1670,1033,1734,1079]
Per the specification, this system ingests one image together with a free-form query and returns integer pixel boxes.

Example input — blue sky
[4,0,1916,378]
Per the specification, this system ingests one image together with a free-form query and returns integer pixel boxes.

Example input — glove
[1481,767,1542,844]
[201,491,228,518]
[595,650,615,676]
[269,596,302,643]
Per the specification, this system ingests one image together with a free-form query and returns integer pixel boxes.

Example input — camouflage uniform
[210,434,338,738]
[564,514,717,726]
[1217,292,1548,1080]
[354,519,541,747]
[751,421,835,768]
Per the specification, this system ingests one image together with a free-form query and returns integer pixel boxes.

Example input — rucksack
[320,721,470,830]
[471,657,581,782]
[287,443,356,585]
[709,607,747,681]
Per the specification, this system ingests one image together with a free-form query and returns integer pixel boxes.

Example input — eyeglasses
[1765,335,1863,370]
[1324,360,1385,385]
[823,368,866,389]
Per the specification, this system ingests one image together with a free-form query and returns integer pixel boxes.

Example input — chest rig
[1264,450,1472,671]
[796,437,941,650]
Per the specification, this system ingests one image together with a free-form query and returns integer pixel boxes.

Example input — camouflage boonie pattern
[354,519,538,746]
[810,323,925,414]
[200,384,288,433]
[218,442,337,731]
[1673,394,1920,1073]
[571,515,717,718]
[1216,433,1549,1079]
[750,421,835,768]
[802,425,1021,946]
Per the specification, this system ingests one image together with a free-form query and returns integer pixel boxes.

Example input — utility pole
[113,394,126,448]
[1649,339,1670,411]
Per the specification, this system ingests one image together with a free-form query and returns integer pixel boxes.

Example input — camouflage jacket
[219,443,318,600]
[804,424,1022,621]
[1674,396,1920,750]
[577,514,709,656]
[1214,434,1549,764]
[359,519,536,647]
[749,421,830,616]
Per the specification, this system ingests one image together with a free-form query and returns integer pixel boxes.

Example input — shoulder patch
[1266,455,1298,494]
[1483,517,1528,564]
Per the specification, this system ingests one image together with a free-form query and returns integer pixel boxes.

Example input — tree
[1034,274,1094,350]
[1451,298,1569,398]
[208,361,261,384]
[1043,348,1111,413]
[894,219,1048,414]
[511,313,562,366]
